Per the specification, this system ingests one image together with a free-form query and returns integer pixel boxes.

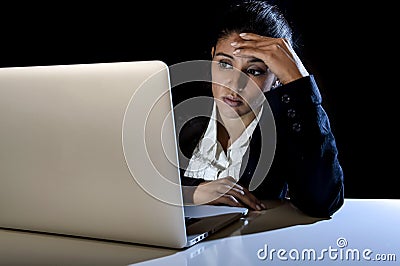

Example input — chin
[217,106,245,119]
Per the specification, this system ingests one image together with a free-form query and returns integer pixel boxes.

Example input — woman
[177,0,344,218]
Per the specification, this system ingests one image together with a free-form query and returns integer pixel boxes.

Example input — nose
[229,69,249,93]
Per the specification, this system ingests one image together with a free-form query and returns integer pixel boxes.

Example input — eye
[218,61,233,70]
[247,68,265,77]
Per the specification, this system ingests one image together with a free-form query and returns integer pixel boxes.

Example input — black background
[0,1,396,199]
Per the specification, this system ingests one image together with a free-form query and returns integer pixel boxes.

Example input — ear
[211,46,215,58]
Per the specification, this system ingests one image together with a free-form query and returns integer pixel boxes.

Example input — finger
[238,32,269,40]
[219,176,244,190]
[231,187,245,196]
[238,33,291,49]
[225,189,261,210]
[216,176,243,192]
[217,184,242,195]
[231,38,276,49]
[232,40,292,61]
[223,187,260,210]
[211,178,266,210]
[242,187,266,206]
[217,194,245,207]
[243,189,267,210]
[210,181,265,210]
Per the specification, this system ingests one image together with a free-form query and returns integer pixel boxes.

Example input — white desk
[1,199,399,265]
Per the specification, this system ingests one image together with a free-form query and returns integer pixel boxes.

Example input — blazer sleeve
[265,75,344,217]
[176,115,209,204]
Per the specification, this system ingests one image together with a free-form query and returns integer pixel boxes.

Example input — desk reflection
[207,199,327,239]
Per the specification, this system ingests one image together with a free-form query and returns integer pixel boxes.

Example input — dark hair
[210,0,294,48]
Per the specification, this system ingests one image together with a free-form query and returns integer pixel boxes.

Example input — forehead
[215,33,241,49]
[214,33,264,63]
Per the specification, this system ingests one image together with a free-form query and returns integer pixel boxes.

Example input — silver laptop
[0,60,247,249]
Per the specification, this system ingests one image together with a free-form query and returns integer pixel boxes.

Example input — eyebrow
[214,52,265,63]
[215,52,234,59]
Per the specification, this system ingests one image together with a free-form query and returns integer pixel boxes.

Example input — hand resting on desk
[192,176,267,211]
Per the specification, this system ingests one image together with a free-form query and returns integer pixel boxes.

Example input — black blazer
[175,75,344,218]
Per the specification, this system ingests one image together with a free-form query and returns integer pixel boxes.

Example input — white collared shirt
[184,102,263,181]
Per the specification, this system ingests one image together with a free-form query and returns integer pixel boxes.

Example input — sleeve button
[292,122,301,132]
[287,109,296,118]
[281,94,290,103]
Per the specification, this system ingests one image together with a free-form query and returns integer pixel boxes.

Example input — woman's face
[211,33,275,119]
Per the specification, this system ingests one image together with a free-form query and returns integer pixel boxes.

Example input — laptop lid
[0,61,189,248]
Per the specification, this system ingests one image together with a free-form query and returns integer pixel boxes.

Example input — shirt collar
[202,101,263,152]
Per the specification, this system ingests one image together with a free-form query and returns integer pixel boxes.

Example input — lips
[222,96,243,107]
